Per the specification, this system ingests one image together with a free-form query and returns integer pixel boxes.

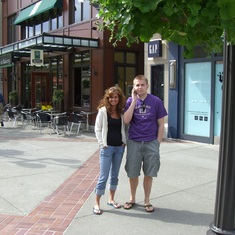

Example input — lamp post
[207,33,235,235]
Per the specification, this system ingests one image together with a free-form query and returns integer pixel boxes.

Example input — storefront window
[51,56,63,91]
[184,62,211,137]
[73,52,91,108]
[114,51,137,96]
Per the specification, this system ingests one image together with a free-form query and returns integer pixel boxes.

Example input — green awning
[14,0,63,25]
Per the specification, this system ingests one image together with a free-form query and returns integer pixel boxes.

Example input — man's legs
[143,176,154,212]
[123,177,138,209]
[143,175,153,205]
[129,177,138,203]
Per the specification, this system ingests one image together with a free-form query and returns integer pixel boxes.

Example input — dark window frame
[70,0,91,24]
[114,50,138,96]
[7,15,17,44]
[21,8,63,39]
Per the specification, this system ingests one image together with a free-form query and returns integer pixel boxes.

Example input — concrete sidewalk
[0,121,219,235]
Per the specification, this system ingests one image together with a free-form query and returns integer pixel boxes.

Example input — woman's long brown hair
[97,86,126,117]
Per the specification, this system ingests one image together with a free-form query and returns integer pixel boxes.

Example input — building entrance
[151,65,164,102]
[31,72,50,108]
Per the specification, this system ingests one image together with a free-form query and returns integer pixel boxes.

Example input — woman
[93,86,126,215]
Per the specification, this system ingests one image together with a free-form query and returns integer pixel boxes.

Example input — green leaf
[132,0,162,12]
[187,1,201,16]
[92,0,234,52]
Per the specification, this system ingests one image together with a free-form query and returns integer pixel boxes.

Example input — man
[123,75,167,212]
[0,92,5,127]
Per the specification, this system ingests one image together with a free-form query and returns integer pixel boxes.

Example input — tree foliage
[90,0,235,56]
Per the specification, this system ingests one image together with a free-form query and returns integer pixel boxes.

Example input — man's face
[134,79,148,96]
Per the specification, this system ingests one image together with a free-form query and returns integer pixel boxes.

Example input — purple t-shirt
[124,94,167,142]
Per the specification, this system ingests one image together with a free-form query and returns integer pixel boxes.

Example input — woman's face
[108,92,119,106]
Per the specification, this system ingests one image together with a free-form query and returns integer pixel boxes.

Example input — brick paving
[0,123,99,235]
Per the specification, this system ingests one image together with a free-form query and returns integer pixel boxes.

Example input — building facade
[145,34,223,144]
[168,43,223,144]
[144,34,169,138]
[0,0,144,124]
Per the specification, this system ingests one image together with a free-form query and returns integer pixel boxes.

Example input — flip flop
[145,204,154,213]
[107,201,121,209]
[93,207,102,215]
[123,202,135,210]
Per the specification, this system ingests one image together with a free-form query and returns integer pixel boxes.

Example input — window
[50,56,63,91]
[21,56,63,108]
[72,0,91,23]
[22,9,63,39]
[184,62,211,137]
[35,23,42,35]
[73,52,91,108]
[7,15,17,44]
[114,51,137,96]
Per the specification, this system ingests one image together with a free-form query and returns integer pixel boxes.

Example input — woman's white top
[95,106,126,148]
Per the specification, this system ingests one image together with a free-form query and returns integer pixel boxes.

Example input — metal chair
[7,110,17,127]
[54,115,70,137]
[36,112,52,134]
[30,109,42,127]
[68,112,86,134]
[20,110,33,128]
[7,109,21,127]
[13,104,24,114]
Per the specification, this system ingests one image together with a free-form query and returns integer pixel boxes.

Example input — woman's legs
[95,147,113,195]
[94,146,124,212]
[108,146,124,205]
[94,147,112,214]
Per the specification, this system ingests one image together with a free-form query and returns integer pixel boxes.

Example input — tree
[90,0,235,234]
[91,0,235,57]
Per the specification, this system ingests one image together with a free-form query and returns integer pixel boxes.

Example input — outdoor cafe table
[80,111,97,132]
[46,112,69,135]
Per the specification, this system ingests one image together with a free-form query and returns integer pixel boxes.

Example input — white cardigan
[95,106,127,148]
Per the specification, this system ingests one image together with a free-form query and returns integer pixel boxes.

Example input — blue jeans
[95,145,125,196]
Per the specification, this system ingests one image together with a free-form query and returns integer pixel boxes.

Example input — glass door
[31,72,50,108]
[184,62,211,137]
[151,65,164,102]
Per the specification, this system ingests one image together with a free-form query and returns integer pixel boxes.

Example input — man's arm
[157,117,165,143]
[123,88,138,124]
[123,99,136,124]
